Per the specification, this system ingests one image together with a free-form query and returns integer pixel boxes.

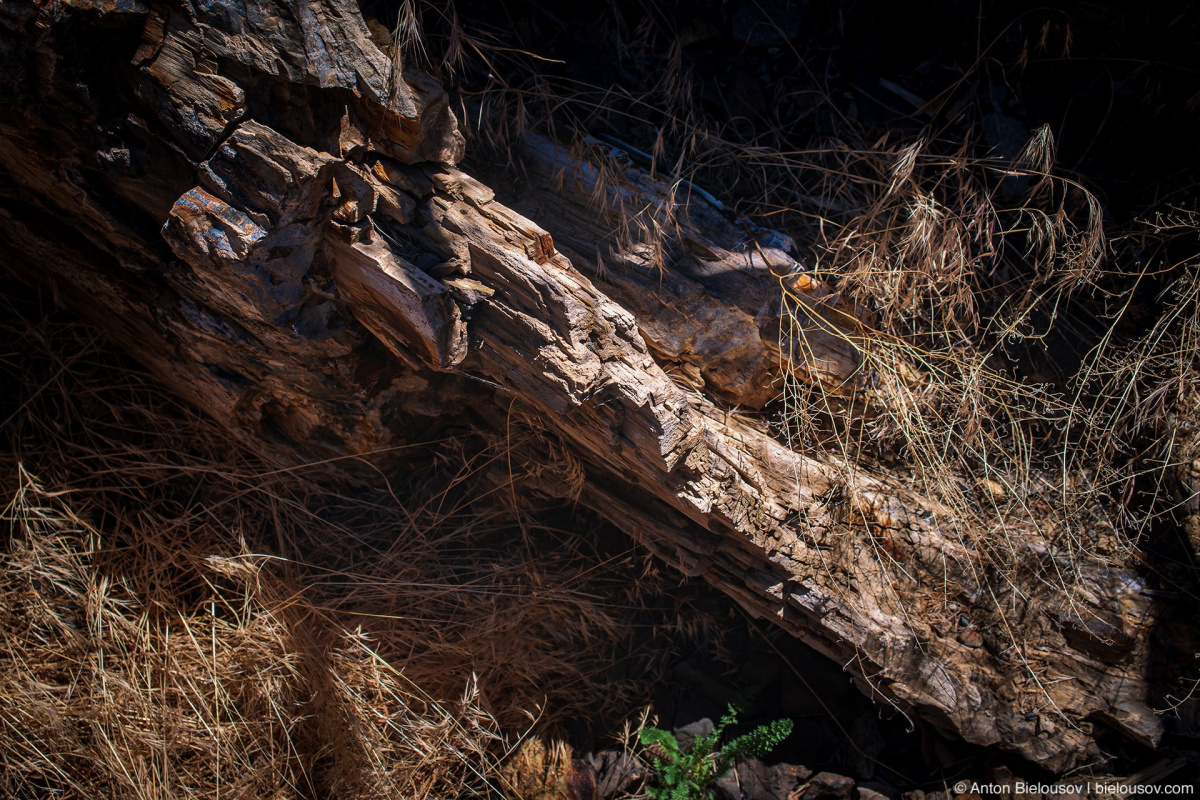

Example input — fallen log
[0,0,1166,772]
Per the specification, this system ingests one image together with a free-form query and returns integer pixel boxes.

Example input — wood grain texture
[0,0,1166,772]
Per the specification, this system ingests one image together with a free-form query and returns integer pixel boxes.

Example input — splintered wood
[0,0,1167,771]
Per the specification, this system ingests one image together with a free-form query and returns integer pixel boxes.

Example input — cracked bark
[0,0,1165,772]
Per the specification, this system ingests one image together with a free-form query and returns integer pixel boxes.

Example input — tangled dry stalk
[4,4,1199,792]
[425,0,1200,607]
[365,8,1200,752]
[0,295,729,798]
[772,130,1200,606]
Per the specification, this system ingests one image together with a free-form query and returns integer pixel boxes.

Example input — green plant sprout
[637,705,793,800]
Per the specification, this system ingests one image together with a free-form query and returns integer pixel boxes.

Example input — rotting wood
[0,0,1167,772]
[488,132,867,409]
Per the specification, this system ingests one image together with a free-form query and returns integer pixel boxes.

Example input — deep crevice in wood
[0,0,1169,772]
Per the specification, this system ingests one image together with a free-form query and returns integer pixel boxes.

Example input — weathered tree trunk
[0,0,1165,772]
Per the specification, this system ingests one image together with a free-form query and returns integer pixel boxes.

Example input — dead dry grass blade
[434,0,1199,729]
[0,296,728,798]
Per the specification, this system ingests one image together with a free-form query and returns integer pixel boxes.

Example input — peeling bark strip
[0,0,1164,771]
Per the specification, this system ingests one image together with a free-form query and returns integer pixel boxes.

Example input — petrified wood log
[0,0,1165,772]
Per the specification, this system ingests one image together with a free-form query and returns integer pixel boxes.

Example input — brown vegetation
[2,0,1199,790]
[0,296,728,798]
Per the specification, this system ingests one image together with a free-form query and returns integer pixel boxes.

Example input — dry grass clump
[774,131,1113,537]
[0,297,719,799]
[1072,210,1200,538]
[768,129,1200,606]
[417,2,1200,594]
[4,469,503,800]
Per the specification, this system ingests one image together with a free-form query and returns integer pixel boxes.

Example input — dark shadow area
[359,0,1200,787]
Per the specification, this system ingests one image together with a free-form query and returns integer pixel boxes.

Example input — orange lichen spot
[785,271,816,293]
